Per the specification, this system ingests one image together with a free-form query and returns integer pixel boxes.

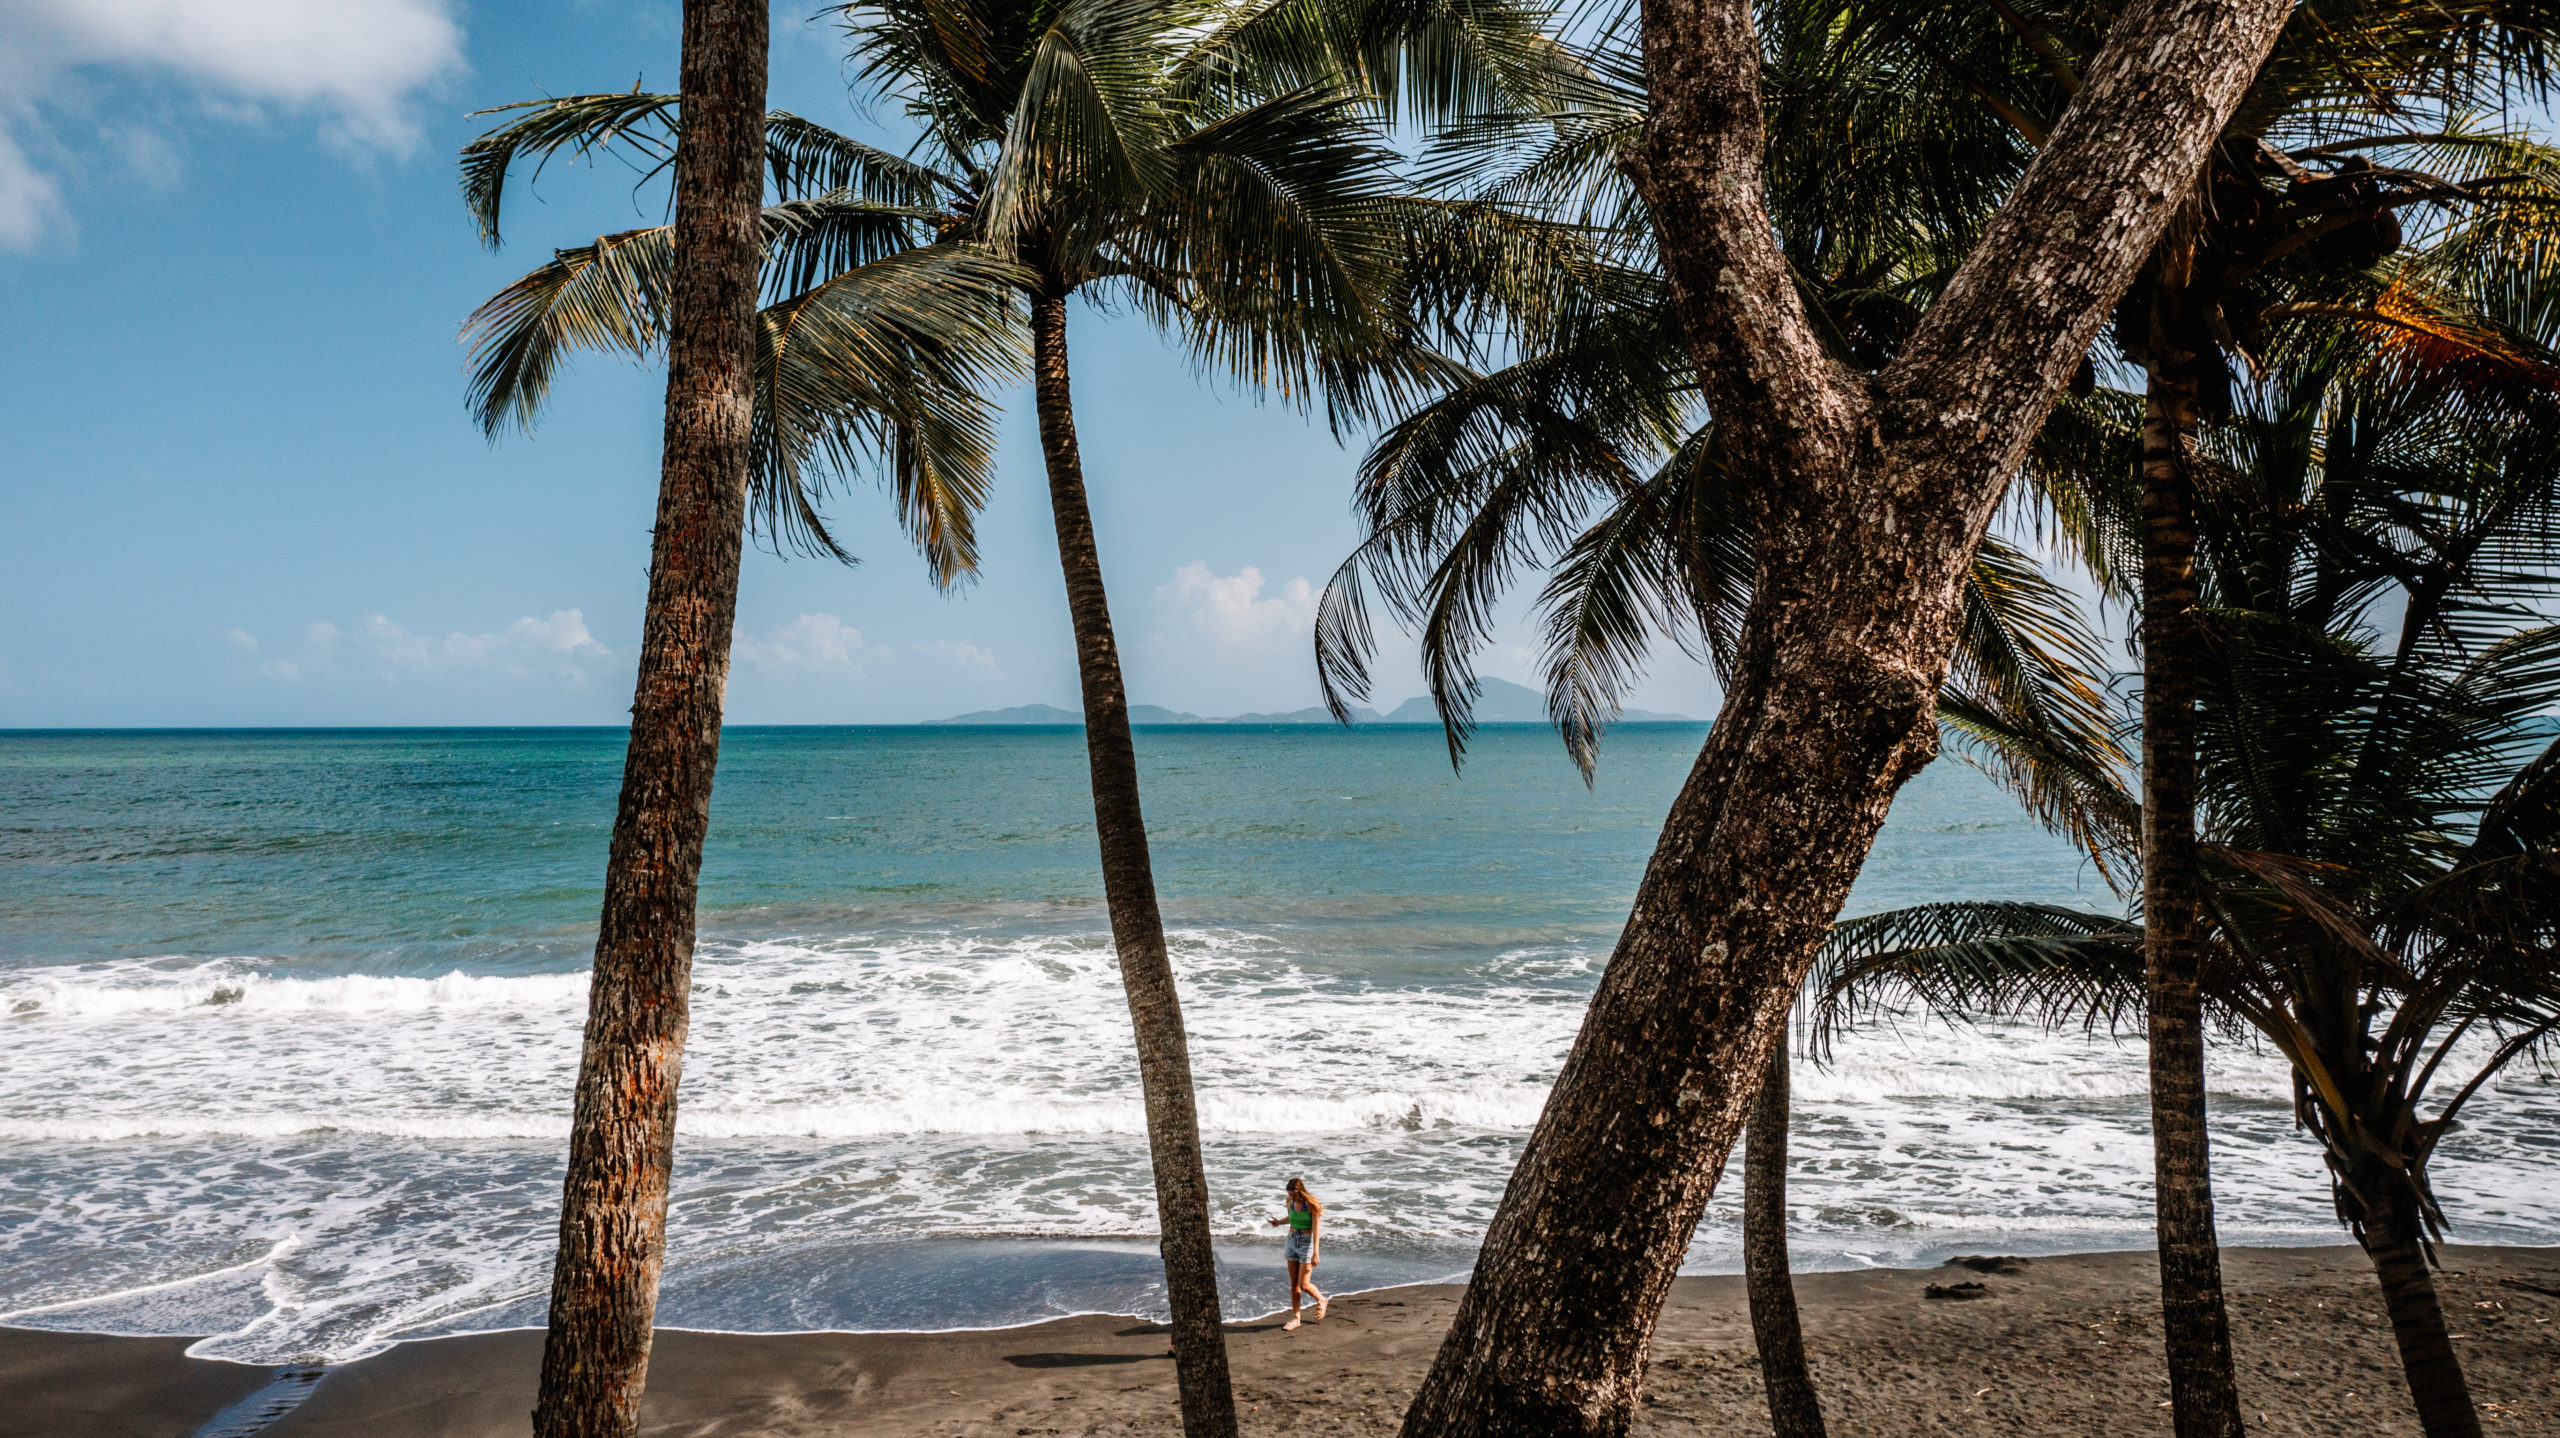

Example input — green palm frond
[978,0,1185,248]
[461,91,682,248]
[752,242,1032,579]
[1151,85,1416,420]
[764,112,956,204]
[1534,427,1737,778]
[463,224,673,434]
[1809,902,2147,1052]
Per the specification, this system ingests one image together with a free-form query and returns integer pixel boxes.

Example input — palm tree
[454,21,1026,1438]
[456,4,1556,1430]
[518,9,770,1434]
[1813,313,2560,1438]
[1808,5,2560,1423]
[1310,14,2111,1430]
[1327,2,2560,1427]
[1742,1031,1825,1438]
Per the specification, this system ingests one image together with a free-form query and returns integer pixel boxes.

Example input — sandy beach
[7,1244,2555,1437]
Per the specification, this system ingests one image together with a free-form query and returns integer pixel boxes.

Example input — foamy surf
[7,728,2557,1367]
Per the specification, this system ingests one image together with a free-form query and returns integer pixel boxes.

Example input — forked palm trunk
[1028,288,1238,1438]
[2353,1163,2482,1438]
[2139,366,2246,1438]
[1743,1038,1826,1438]
[531,3,768,1436]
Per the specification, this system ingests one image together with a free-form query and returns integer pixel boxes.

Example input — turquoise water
[2,726,2552,1363]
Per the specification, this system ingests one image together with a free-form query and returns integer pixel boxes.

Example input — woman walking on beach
[1269,1177,1326,1330]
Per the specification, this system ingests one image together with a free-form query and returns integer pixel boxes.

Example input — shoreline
[8,1244,2556,1436]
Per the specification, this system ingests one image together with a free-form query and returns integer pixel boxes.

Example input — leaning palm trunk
[2350,1160,2483,1437]
[531,3,768,1436]
[1394,0,2293,1424]
[2138,364,2247,1438]
[1028,290,1238,1438]
[1743,1039,1826,1438]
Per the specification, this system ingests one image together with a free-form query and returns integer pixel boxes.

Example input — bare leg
[1284,1260,1305,1330]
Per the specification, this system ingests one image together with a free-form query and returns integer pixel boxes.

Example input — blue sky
[0,0,1727,728]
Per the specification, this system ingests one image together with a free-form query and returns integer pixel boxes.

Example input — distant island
[925,676,1696,726]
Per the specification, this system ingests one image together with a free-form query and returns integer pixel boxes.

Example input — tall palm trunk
[2139,366,2246,1438]
[531,4,767,1436]
[2352,1161,2482,1438]
[1743,1038,1825,1438]
[1028,288,1237,1438]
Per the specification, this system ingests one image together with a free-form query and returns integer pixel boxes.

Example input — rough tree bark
[530,3,768,1436]
[2353,1162,2483,1438]
[1029,289,1239,1438]
[1743,1039,1825,1438]
[2138,360,2248,1438]
[1396,0,2296,1431]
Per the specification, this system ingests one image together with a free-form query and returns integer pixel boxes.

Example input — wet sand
[8,1245,2556,1437]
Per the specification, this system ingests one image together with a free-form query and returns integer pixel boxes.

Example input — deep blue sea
[2,725,2554,1364]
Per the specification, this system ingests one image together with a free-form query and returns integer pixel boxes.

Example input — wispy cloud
[0,0,463,249]
[225,609,613,687]
[358,610,608,682]
[911,638,1000,675]
[732,613,890,675]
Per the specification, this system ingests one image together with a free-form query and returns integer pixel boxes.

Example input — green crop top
[1288,1204,1314,1232]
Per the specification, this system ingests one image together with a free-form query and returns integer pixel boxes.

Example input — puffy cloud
[732,613,888,674]
[0,0,463,248]
[1153,562,1319,648]
[356,609,609,681]
[911,638,1000,674]
[1139,562,1328,712]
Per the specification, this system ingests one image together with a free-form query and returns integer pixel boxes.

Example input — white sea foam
[6,928,2556,1364]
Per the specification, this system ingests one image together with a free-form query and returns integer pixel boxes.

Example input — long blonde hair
[1285,1176,1323,1215]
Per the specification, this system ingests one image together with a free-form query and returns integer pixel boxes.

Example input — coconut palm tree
[1811,4,2560,1422]
[1310,14,2114,1430]
[456,4,1567,1431]
[1324,0,2560,1425]
[1812,311,2560,1438]
[455,4,1020,1435]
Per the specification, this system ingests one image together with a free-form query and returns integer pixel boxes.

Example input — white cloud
[911,638,1000,674]
[0,0,463,248]
[732,613,889,674]
[355,609,610,682]
[222,627,259,654]
[1137,562,1329,713]
[0,131,65,248]
[1153,562,1319,647]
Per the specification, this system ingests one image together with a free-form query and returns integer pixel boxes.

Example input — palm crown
[456,0,1558,586]
[1810,274,2560,1432]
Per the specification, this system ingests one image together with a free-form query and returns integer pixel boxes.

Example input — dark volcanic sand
[7,1246,2555,1437]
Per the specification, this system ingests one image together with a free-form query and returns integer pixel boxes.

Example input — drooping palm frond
[977,0,1187,250]
[1146,84,1418,423]
[464,224,673,435]
[461,192,1029,574]
[461,91,683,248]
[1533,426,1740,776]
[1809,901,2148,1051]
[751,243,1033,576]
[461,194,948,435]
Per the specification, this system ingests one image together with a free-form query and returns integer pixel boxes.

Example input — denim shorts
[1285,1231,1315,1263]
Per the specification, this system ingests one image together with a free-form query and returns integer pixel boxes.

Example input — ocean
[2,725,2554,1365]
